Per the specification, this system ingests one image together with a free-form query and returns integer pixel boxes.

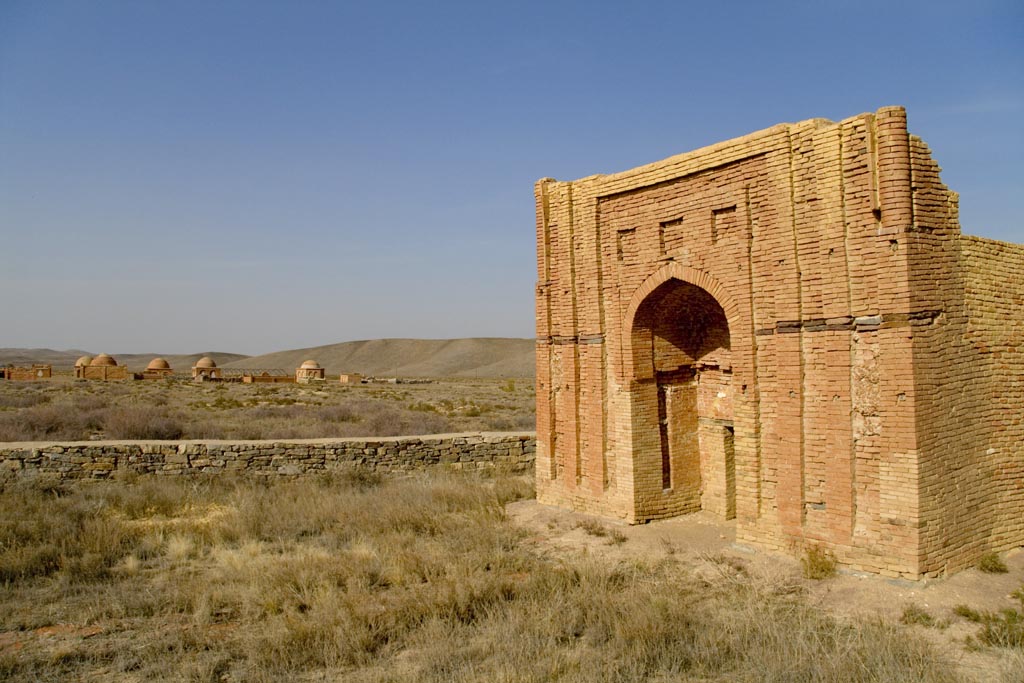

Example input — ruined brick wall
[5,365,52,381]
[296,368,326,383]
[960,238,1024,562]
[243,374,296,384]
[535,106,1023,578]
[137,369,174,380]
[0,433,536,481]
[79,366,129,381]
[911,235,1024,573]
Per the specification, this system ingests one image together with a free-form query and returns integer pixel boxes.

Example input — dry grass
[900,603,948,629]
[0,472,967,682]
[0,377,536,442]
[801,544,838,580]
[955,587,1024,650]
[978,551,1010,574]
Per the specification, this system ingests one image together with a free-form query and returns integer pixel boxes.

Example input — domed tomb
[296,359,326,383]
[192,356,222,380]
[78,353,128,381]
[140,357,173,379]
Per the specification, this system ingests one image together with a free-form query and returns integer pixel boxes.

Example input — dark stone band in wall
[540,334,605,345]
[755,309,942,336]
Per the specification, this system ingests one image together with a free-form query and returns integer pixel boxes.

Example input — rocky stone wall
[0,433,536,481]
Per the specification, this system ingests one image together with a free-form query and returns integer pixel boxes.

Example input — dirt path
[507,500,1024,683]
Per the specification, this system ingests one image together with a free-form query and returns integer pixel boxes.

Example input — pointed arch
[622,264,740,376]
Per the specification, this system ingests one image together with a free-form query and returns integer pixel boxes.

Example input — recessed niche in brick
[616,227,637,262]
[659,217,684,255]
[712,205,737,243]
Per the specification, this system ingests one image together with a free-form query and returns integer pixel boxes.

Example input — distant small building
[192,356,222,381]
[78,354,129,380]
[73,356,92,379]
[1,364,52,381]
[339,372,364,385]
[136,357,173,380]
[296,360,325,383]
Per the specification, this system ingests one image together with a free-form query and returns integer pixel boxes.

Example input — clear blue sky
[1,0,1021,355]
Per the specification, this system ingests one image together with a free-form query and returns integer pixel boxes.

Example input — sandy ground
[507,499,1024,683]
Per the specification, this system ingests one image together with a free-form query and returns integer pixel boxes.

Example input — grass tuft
[977,551,1009,574]
[955,588,1024,650]
[901,603,946,629]
[576,519,609,537]
[800,545,837,580]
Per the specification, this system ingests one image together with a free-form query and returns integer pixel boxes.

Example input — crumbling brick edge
[0,432,537,481]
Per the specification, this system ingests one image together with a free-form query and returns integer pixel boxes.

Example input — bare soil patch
[508,499,1024,683]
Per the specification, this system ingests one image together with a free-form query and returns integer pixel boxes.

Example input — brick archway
[535,107,1024,576]
[623,265,737,520]
[622,264,740,374]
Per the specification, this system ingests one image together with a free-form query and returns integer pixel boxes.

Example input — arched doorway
[630,278,735,520]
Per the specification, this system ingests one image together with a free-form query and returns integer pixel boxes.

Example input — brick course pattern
[0,433,536,481]
[1,365,52,381]
[77,365,129,380]
[534,106,1023,578]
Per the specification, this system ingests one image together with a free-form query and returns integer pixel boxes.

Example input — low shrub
[103,406,184,440]
[315,404,361,423]
[957,606,1024,649]
[978,551,1009,574]
[484,414,536,431]
[70,395,109,412]
[0,390,51,409]
[801,545,837,580]
[0,404,88,441]
[901,603,944,628]
[576,519,609,537]
[956,587,1024,650]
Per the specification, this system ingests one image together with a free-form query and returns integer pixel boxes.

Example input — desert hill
[0,348,94,367]
[114,352,251,372]
[221,338,534,378]
[0,339,535,378]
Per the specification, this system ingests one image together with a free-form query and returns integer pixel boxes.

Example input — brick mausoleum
[534,106,1023,578]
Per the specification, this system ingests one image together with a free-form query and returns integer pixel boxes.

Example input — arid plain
[0,375,536,442]
[1,341,1022,682]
